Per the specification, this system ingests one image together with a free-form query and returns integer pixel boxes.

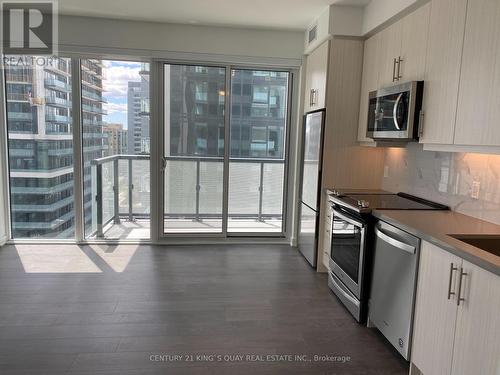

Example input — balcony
[45,96,71,107]
[8,112,32,121]
[44,78,71,91]
[90,155,284,239]
[46,113,72,123]
[82,103,107,115]
[82,90,107,103]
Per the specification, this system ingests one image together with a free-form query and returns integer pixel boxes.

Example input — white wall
[362,0,430,35]
[58,15,304,66]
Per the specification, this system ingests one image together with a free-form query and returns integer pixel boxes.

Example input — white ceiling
[57,0,372,31]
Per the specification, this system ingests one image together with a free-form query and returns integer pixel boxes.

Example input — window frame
[0,49,299,245]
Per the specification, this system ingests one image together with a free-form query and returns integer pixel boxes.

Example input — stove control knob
[331,189,340,196]
[357,200,369,208]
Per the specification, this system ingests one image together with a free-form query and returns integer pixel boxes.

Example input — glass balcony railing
[82,103,107,115]
[8,112,32,120]
[82,90,106,103]
[90,154,284,238]
[45,96,71,107]
[46,113,72,123]
[44,78,71,91]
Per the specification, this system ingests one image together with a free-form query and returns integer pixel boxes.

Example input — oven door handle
[393,93,403,130]
[332,208,365,228]
[329,272,359,307]
[375,226,416,254]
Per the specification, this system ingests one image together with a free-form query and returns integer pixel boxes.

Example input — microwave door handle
[393,93,403,130]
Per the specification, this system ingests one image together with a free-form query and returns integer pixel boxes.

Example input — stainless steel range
[326,189,448,325]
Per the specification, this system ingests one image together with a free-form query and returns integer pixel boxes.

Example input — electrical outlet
[384,165,389,178]
[471,180,480,199]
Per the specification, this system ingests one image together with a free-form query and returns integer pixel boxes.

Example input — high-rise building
[127,81,141,154]
[103,123,127,156]
[164,66,288,159]
[127,64,150,155]
[5,57,105,238]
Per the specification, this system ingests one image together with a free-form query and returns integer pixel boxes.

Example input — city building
[164,67,287,159]
[127,64,150,154]
[5,57,105,238]
[103,123,127,156]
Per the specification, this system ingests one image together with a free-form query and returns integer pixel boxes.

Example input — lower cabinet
[411,241,500,375]
[322,204,333,269]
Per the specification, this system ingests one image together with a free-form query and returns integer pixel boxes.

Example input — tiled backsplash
[382,143,500,225]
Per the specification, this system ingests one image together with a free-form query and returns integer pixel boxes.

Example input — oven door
[329,207,366,299]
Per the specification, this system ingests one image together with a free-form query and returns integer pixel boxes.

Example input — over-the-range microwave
[366,81,424,141]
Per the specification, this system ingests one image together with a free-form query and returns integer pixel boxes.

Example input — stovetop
[328,190,448,214]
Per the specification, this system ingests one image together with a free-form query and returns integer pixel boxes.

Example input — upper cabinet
[419,0,468,145]
[304,40,329,113]
[358,34,380,142]
[356,0,500,152]
[454,0,500,146]
[399,3,431,82]
[377,21,403,87]
[376,3,431,87]
[357,4,430,143]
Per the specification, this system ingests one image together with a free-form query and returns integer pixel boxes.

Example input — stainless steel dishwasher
[368,220,420,361]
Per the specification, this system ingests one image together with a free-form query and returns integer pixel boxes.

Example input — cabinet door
[399,3,430,82]
[454,0,500,146]
[411,241,460,375]
[322,213,332,269]
[451,260,500,375]
[304,41,329,112]
[420,0,468,144]
[377,21,403,87]
[357,34,380,142]
[303,57,313,113]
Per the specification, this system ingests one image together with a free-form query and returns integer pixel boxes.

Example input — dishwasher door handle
[375,227,416,254]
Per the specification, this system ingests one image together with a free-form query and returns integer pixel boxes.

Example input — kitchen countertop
[372,209,500,276]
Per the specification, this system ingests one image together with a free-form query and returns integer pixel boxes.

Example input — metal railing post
[96,164,103,238]
[128,158,134,221]
[195,159,200,221]
[258,161,264,222]
[113,159,120,224]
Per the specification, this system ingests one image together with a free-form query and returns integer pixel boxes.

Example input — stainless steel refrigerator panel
[300,110,325,210]
[298,203,318,267]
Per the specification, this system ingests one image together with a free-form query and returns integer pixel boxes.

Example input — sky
[101,60,142,129]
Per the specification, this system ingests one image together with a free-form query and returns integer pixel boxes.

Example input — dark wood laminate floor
[0,244,408,375]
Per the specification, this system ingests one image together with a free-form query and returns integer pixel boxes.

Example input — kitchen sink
[448,234,500,257]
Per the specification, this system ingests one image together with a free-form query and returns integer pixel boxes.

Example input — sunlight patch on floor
[88,244,139,272]
[15,245,102,273]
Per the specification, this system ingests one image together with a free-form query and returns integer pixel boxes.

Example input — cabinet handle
[309,89,314,106]
[312,89,317,106]
[418,110,425,137]
[397,56,403,80]
[392,58,398,82]
[447,262,458,300]
[457,267,468,306]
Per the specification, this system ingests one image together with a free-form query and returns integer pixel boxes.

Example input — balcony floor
[99,218,283,239]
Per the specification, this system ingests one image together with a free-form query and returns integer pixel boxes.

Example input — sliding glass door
[228,69,289,234]
[161,64,290,237]
[163,64,226,234]
[2,57,290,241]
